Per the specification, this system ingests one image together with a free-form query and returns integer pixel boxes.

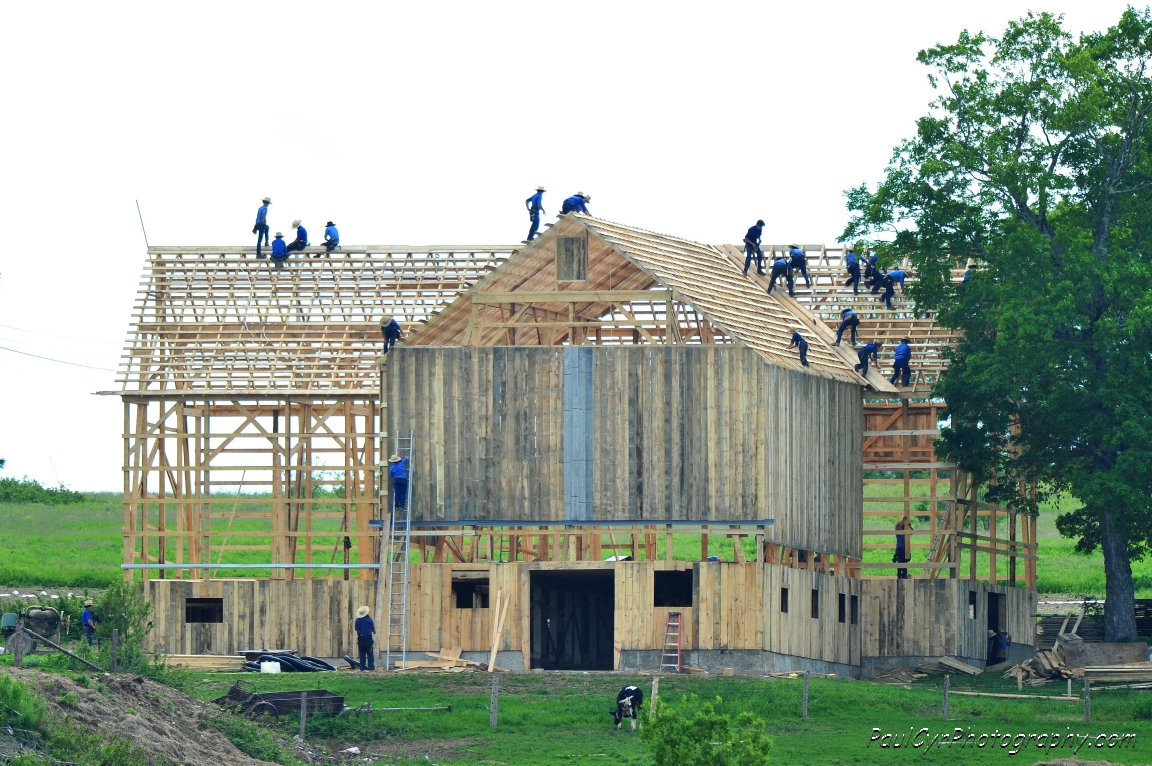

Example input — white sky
[0,1,1134,491]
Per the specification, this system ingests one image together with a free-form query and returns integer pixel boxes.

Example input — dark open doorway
[530,570,614,670]
[987,592,1003,634]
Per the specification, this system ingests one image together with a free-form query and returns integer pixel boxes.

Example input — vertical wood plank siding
[389,346,862,556]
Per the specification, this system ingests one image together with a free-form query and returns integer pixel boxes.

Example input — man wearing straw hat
[270,232,288,269]
[253,197,271,257]
[354,605,376,671]
[389,454,410,511]
[81,599,99,646]
[380,315,405,354]
[525,185,546,242]
[286,219,309,254]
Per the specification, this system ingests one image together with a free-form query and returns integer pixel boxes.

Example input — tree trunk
[1100,512,1138,642]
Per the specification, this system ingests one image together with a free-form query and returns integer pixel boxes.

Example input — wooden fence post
[111,629,119,673]
[12,618,24,669]
[1084,680,1091,722]
[299,691,308,739]
[942,675,950,719]
[802,672,809,720]
[490,675,499,728]
[650,677,659,716]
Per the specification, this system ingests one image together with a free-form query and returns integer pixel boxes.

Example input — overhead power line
[0,322,122,345]
[0,345,117,372]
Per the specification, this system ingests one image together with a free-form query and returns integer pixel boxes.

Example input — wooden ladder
[927,502,954,580]
[659,612,682,672]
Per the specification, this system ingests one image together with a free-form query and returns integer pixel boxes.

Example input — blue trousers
[845,264,861,293]
[743,244,764,274]
[255,224,269,255]
[797,341,808,367]
[891,359,911,386]
[856,351,874,376]
[883,289,895,310]
[527,210,541,241]
[790,256,811,286]
[357,636,375,670]
[767,264,793,294]
[835,317,859,345]
[324,238,340,252]
[393,478,408,510]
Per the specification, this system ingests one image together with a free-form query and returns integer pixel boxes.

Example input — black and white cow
[611,685,644,730]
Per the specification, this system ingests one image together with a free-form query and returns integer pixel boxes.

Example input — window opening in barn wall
[780,587,789,613]
[185,598,223,624]
[453,573,490,609]
[850,595,859,625]
[530,570,614,671]
[653,570,693,607]
[810,589,820,619]
[968,590,977,619]
[838,593,846,624]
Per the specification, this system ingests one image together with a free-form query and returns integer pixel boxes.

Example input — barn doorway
[530,570,614,670]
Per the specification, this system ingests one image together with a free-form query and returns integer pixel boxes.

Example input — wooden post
[1067,679,1072,699]
[650,677,659,716]
[802,671,809,719]
[1083,680,1091,722]
[12,618,24,668]
[489,675,499,728]
[299,691,308,739]
[942,675,950,719]
[111,629,119,673]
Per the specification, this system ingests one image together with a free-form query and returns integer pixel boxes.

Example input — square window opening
[653,570,693,607]
[850,595,859,625]
[780,587,789,614]
[453,578,490,609]
[811,589,820,619]
[968,591,977,620]
[185,598,223,624]
[838,593,846,624]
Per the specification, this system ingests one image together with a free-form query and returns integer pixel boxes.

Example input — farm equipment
[1,607,60,655]
[212,682,345,717]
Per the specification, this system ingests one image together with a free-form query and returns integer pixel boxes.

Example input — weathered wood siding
[388,346,862,557]
[859,580,1036,659]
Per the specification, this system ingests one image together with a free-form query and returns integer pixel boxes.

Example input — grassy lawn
[169,669,1152,765]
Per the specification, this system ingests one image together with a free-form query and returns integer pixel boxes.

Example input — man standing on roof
[253,197,271,257]
[766,251,794,296]
[864,251,878,288]
[878,271,897,310]
[323,221,340,254]
[788,245,811,288]
[389,454,410,511]
[525,186,546,242]
[561,192,590,215]
[380,315,405,354]
[844,248,861,294]
[891,337,912,387]
[743,220,766,276]
[833,308,859,346]
[270,231,288,268]
[854,340,881,376]
[787,331,809,367]
[286,220,309,253]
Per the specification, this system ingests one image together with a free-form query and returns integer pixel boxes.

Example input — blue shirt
[561,195,589,215]
[389,456,409,480]
[845,251,858,267]
[382,318,403,341]
[860,342,879,361]
[81,608,95,628]
[867,254,878,268]
[255,205,268,226]
[790,332,807,350]
[354,615,375,636]
[272,238,287,259]
[325,225,339,242]
[745,225,763,244]
[773,256,789,269]
[894,341,912,362]
[293,225,308,245]
[888,269,906,284]
[963,268,975,283]
[526,192,544,212]
[789,246,804,259]
[841,309,857,321]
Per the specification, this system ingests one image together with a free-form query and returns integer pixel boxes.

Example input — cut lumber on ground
[1083,663,1152,683]
[939,656,983,676]
[164,654,246,672]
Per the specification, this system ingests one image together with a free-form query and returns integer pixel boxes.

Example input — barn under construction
[107,213,1037,677]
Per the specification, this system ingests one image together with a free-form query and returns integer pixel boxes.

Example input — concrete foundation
[619,649,860,679]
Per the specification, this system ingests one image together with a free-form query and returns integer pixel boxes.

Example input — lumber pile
[939,656,983,676]
[164,654,246,672]
[1083,663,1152,683]
[873,666,926,684]
[1001,644,1083,684]
[914,661,947,675]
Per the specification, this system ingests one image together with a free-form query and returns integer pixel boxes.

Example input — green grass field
[168,668,1152,764]
[2,491,1145,597]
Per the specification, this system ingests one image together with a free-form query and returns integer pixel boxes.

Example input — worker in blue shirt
[81,599,99,645]
[877,271,896,309]
[844,249,861,294]
[380,315,405,353]
[270,232,288,268]
[560,192,590,215]
[891,337,912,387]
[766,252,794,296]
[894,517,912,579]
[787,331,809,367]
[963,264,977,282]
[354,605,376,671]
[833,308,859,346]
[323,221,339,254]
[286,220,309,253]
[788,245,811,288]
[389,454,410,510]
[743,220,766,276]
[854,340,882,376]
[253,196,271,257]
[863,252,878,287]
[525,186,546,242]
[888,268,907,289]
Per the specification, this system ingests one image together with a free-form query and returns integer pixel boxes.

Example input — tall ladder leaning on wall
[384,429,415,670]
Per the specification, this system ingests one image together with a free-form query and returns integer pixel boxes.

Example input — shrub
[0,477,85,505]
[642,694,771,766]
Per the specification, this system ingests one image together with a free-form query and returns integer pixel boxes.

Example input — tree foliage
[842,10,1152,639]
[0,476,85,505]
[641,694,771,766]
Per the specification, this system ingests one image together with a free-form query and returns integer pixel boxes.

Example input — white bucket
[259,661,281,674]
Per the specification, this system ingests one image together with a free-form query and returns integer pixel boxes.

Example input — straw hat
[262,197,272,204]
[987,629,995,637]
[389,454,402,463]
[581,193,591,202]
[291,219,302,228]
[274,232,283,238]
[536,185,546,192]
[380,314,392,324]
[356,605,370,618]
[84,600,94,607]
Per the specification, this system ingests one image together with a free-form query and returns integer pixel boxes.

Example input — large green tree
[842,9,1152,640]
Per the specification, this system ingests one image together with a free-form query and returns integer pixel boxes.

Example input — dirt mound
[2,667,276,766]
